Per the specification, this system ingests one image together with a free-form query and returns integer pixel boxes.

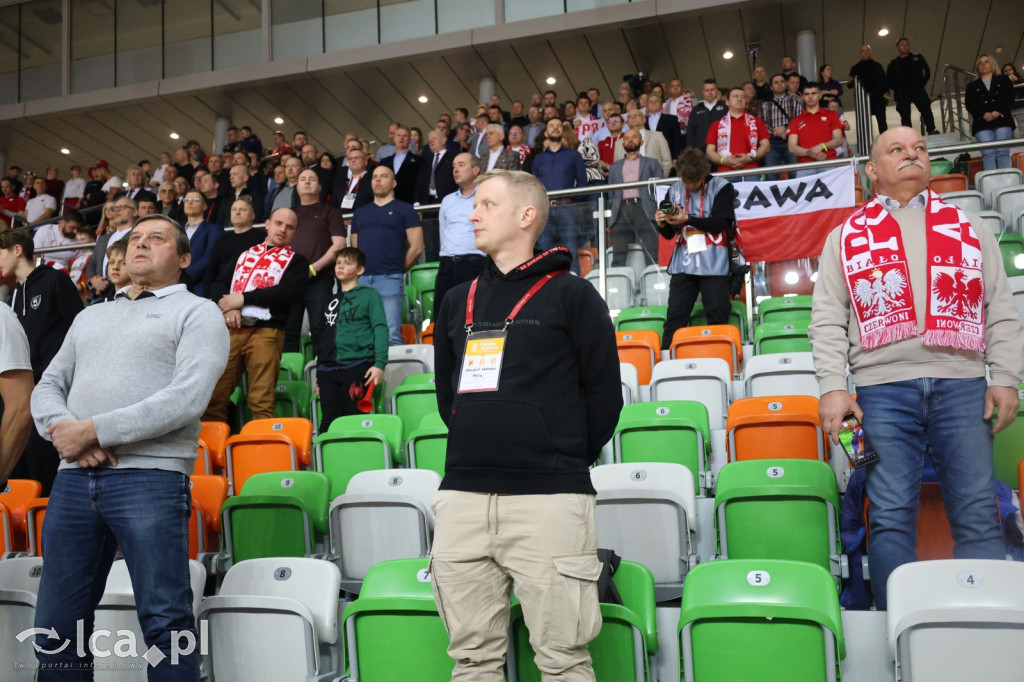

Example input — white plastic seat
[586,267,636,310]
[383,345,435,401]
[196,557,342,682]
[329,469,440,593]
[93,559,207,682]
[591,462,698,601]
[743,352,819,398]
[0,557,43,682]
[993,186,1024,228]
[887,559,1024,681]
[939,190,985,214]
[649,358,732,429]
[975,210,1005,234]
[640,264,670,306]
[620,362,639,405]
[975,168,1023,208]
[1009,276,1024,325]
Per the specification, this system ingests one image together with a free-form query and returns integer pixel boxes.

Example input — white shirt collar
[876,188,929,211]
[703,100,718,109]
[115,283,187,300]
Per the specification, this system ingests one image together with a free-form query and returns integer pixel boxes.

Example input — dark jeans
[610,200,659,267]
[536,203,581,275]
[10,429,60,496]
[869,95,888,134]
[34,468,199,681]
[762,138,797,181]
[317,361,373,433]
[433,254,487,322]
[662,273,730,350]
[284,269,334,353]
[894,87,936,132]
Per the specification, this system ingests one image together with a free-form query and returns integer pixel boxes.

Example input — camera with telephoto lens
[659,199,679,216]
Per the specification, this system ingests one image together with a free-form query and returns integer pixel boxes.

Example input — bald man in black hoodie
[430,169,621,681]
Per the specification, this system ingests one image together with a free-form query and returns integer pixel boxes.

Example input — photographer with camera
[655,148,737,350]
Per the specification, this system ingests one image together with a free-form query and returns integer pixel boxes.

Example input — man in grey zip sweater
[30,214,229,679]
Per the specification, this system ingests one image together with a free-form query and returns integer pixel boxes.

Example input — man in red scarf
[809,127,1023,610]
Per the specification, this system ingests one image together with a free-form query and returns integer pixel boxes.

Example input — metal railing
[851,77,874,158]
[940,63,976,139]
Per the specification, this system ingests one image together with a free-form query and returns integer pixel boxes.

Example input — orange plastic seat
[967,157,984,187]
[0,479,42,552]
[0,501,11,554]
[726,395,827,462]
[401,323,417,345]
[863,482,956,561]
[189,474,228,559]
[199,421,231,473]
[194,440,211,476]
[669,325,743,377]
[928,173,969,194]
[615,330,661,385]
[578,248,595,277]
[24,498,48,557]
[223,418,314,495]
[419,322,435,346]
[1020,457,1024,496]
[1013,152,1024,174]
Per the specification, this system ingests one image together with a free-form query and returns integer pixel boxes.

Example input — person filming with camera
[655,147,738,350]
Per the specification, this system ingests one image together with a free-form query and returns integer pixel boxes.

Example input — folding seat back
[726,395,826,462]
[975,168,1023,207]
[390,382,439,445]
[679,559,845,682]
[690,300,748,342]
[189,474,228,559]
[649,358,731,429]
[0,556,44,681]
[938,190,985,214]
[343,558,454,681]
[928,173,968,194]
[0,501,10,555]
[996,232,1024,277]
[669,325,743,378]
[198,557,342,682]
[743,352,819,398]
[25,498,47,557]
[383,345,435,401]
[591,463,697,600]
[329,469,440,592]
[993,185,1024,227]
[615,305,668,341]
[509,560,658,681]
[586,266,637,310]
[715,459,843,579]
[274,379,312,420]
[1010,276,1024,324]
[619,362,639,406]
[198,420,230,472]
[314,414,400,494]
[279,351,306,381]
[640,264,670,305]
[419,290,436,323]
[93,559,207,682]
[221,471,331,565]
[406,412,449,475]
[992,384,1024,487]
[612,401,711,494]
[401,323,417,345]
[753,320,811,355]
[419,322,435,345]
[975,210,1005,234]
[0,479,42,552]
[887,560,1024,682]
[616,330,661,385]
[407,262,439,297]
[756,294,813,324]
[194,440,211,476]
[224,417,314,495]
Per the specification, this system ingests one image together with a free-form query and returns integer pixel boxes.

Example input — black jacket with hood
[10,265,83,381]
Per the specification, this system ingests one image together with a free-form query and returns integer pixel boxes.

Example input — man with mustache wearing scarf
[808,126,1024,610]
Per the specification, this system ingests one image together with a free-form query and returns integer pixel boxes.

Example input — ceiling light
[878,28,889,37]
[274,117,284,125]
[169,132,179,140]
[60,148,70,155]
[546,77,556,85]
[723,51,734,60]
[418,95,428,103]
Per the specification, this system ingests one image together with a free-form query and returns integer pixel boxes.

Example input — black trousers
[284,269,334,353]
[317,361,373,434]
[662,273,731,350]
[870,96,888,134]
[421,217,441,263]
[610,201,659,267]
[432,254,487,323]
[10,429,60,496]
[894,87,936,132]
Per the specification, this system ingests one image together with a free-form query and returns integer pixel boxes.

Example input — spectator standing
[62,165,86,208]
[0,302,33,487]
[615,110,672,176]
[598,113,625,168]
[523,106,545,147]
[181,189,224,297]
[531,118,588,275]
[0,177,27,227]
[415,129,459,263]
[203,198,267,297]
[375,122,400,161]
[44,167,65,207]
[33,209,84,272]
[664,78,693,140]
[848,45,890,135]
[965,54,1017,170]
[818,64,844,109]
[382,126,424,205]
[434,153,487,321]
[706,87,771,174]
[686,79,729,152]
[787,83,844,178]
[646,92,684,159]
[86,197,136,300]
[607,128,663,266]
[331,147,374,212]
[25,176,57,224]
[482,124,522,172]
[761,73,804,177]
[268,155,302,214]
[886,38,939,134]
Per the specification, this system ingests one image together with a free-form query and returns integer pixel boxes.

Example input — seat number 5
[747,570,771,586]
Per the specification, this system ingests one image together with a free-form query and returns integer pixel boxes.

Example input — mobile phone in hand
[838,413,879,469]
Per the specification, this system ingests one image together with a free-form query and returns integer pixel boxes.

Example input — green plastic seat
[757,295,813,324]
[299,335,315,366]
[278,352,306,381]
[993,383,1024,487]
[753,320,812,355]
[615,306,668,342]
[612,401,711,494]
[996,233,1024,277]
[403,284,416,324]
[342,558,454,681]
[220,470,331,565]
[314,414,402,494]
[419,289,436,323]
[691,300,748,342]
[715,459,843,581]
[400,373,436,387]
[390,383,439,447]
[406,413,448,475]
[407,263,439,296]
[274,380,312,419]
[509,560,659,682]
[679,559,846,682]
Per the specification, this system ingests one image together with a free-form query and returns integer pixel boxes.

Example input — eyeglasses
[183,197,204,203]
[111,205,134,211]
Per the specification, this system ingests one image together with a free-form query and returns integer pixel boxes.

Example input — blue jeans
[857,377,1004,610]
[34,468,198,681]
[975,126,1013,170]
[362,273,404,345]
[536,203,581,275]
[762,138,796,180]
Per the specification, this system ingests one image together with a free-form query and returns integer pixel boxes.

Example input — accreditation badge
[685,229,707,253]
[341,193,356,209]
[457,330,507,393]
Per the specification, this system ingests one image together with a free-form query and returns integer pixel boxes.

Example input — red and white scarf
[230,242,296,320]
[664,94,693,129]
[839,190,984,352]
[716,113,760,158]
